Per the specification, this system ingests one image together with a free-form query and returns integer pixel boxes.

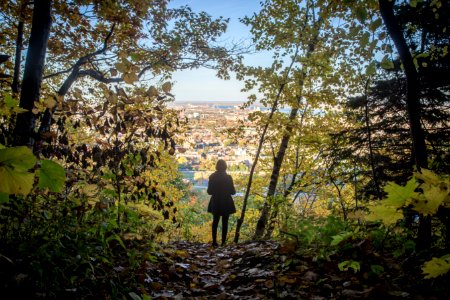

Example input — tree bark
[378,0,430,249]
[363,80,381,200]
[234,46,300,243]
[264,105,309,239]
[14,0,52,147]
[12,2,27,94]
[254,105,300,239]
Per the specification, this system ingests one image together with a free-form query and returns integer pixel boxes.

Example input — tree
[243,0,350,239]
[1,0,233,148]
[13,0,52,147]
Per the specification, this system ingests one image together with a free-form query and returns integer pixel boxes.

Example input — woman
[207,159,236,247]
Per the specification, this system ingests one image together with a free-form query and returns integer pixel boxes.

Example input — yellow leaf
[412,185,447,215]
[73,87,83,98]
[422,255,450,279]
[82,184,98,197]
[0,146,36,195]
[415,169,440,184]
[366,204,403,226]
[0,168,34,196]
[162,82,172,93]
[384,178,417,207]
[123,73,138,84]
[147,86,158,97]
[44,97,57,109]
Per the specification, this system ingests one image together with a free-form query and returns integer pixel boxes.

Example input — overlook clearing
[0,0,449,299]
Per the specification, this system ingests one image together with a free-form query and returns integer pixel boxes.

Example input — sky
[168,0,267,102]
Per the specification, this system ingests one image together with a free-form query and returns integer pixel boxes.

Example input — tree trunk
[264,105,309,239]
[233,97,279,243]
[378,0,430,249]
[14,0,52,147]
[363,80,381,200]
[12,1,27,94]
[254,106,300,239]
[234,46,300,243]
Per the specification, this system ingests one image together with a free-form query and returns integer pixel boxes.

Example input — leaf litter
[138,240,427,299]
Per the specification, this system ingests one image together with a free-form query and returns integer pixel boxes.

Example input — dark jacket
[207,171,236,215]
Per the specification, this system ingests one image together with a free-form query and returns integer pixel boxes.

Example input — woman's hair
[216,159,227,171]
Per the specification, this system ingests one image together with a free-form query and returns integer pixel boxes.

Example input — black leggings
[212,214,229,245]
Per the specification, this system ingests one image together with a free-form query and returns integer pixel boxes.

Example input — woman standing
[207,159,236,247]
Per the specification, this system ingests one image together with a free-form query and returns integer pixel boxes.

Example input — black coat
[207,171,236,215]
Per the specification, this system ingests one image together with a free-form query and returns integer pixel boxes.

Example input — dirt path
[143,240,394,299]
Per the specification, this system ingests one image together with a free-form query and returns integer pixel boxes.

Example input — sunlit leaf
[147,86,158,97]
[422,255,450,279]
[124,73,139,84]
[44,97,57,109]
[82,184,98,197]
[338,260,360,273]
[4,94,17,108]
[162,82,172,93]
[37,159,66,192]
[0,146,36,195]
[412,185,447,215]
[330,231,353,246]
[384,178,417,207]
[366,204,403,226]
[414,169,440,184]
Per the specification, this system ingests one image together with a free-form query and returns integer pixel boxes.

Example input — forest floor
[141,240,446,300]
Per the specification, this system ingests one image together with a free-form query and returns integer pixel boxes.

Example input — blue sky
[169,0,266,102]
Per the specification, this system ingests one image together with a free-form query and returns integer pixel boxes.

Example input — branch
[78,69,122,83]
[44,23,116,82]
[0,54,10,64]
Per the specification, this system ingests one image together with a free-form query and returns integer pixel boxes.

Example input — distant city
[169,101,264,188]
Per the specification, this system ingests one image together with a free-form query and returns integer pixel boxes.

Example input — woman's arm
[207,175,213,195]
[229,175,236,195]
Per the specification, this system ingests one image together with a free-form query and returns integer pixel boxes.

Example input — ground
[141,240,440,299]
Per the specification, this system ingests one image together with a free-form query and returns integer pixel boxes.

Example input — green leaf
[369,19,382,32]
[370,264,384,275]
[37,159,66,193]
[331,231,353,246]
[128,292,142,300]
[380,55,394,69]
[338,260,360,273]
[366,61,377,76]
[0,192,9,203]
[360,32,370,47]
[415,169,440,184]
[0,146,36,195]
[4,94,17,108]
[106,234,126,250]
[355,7,368,23]
[384,178,417,207]
[366,204,403,226]
[422,254,450,279]
[162,82,172,93]
[0,146,36,170]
